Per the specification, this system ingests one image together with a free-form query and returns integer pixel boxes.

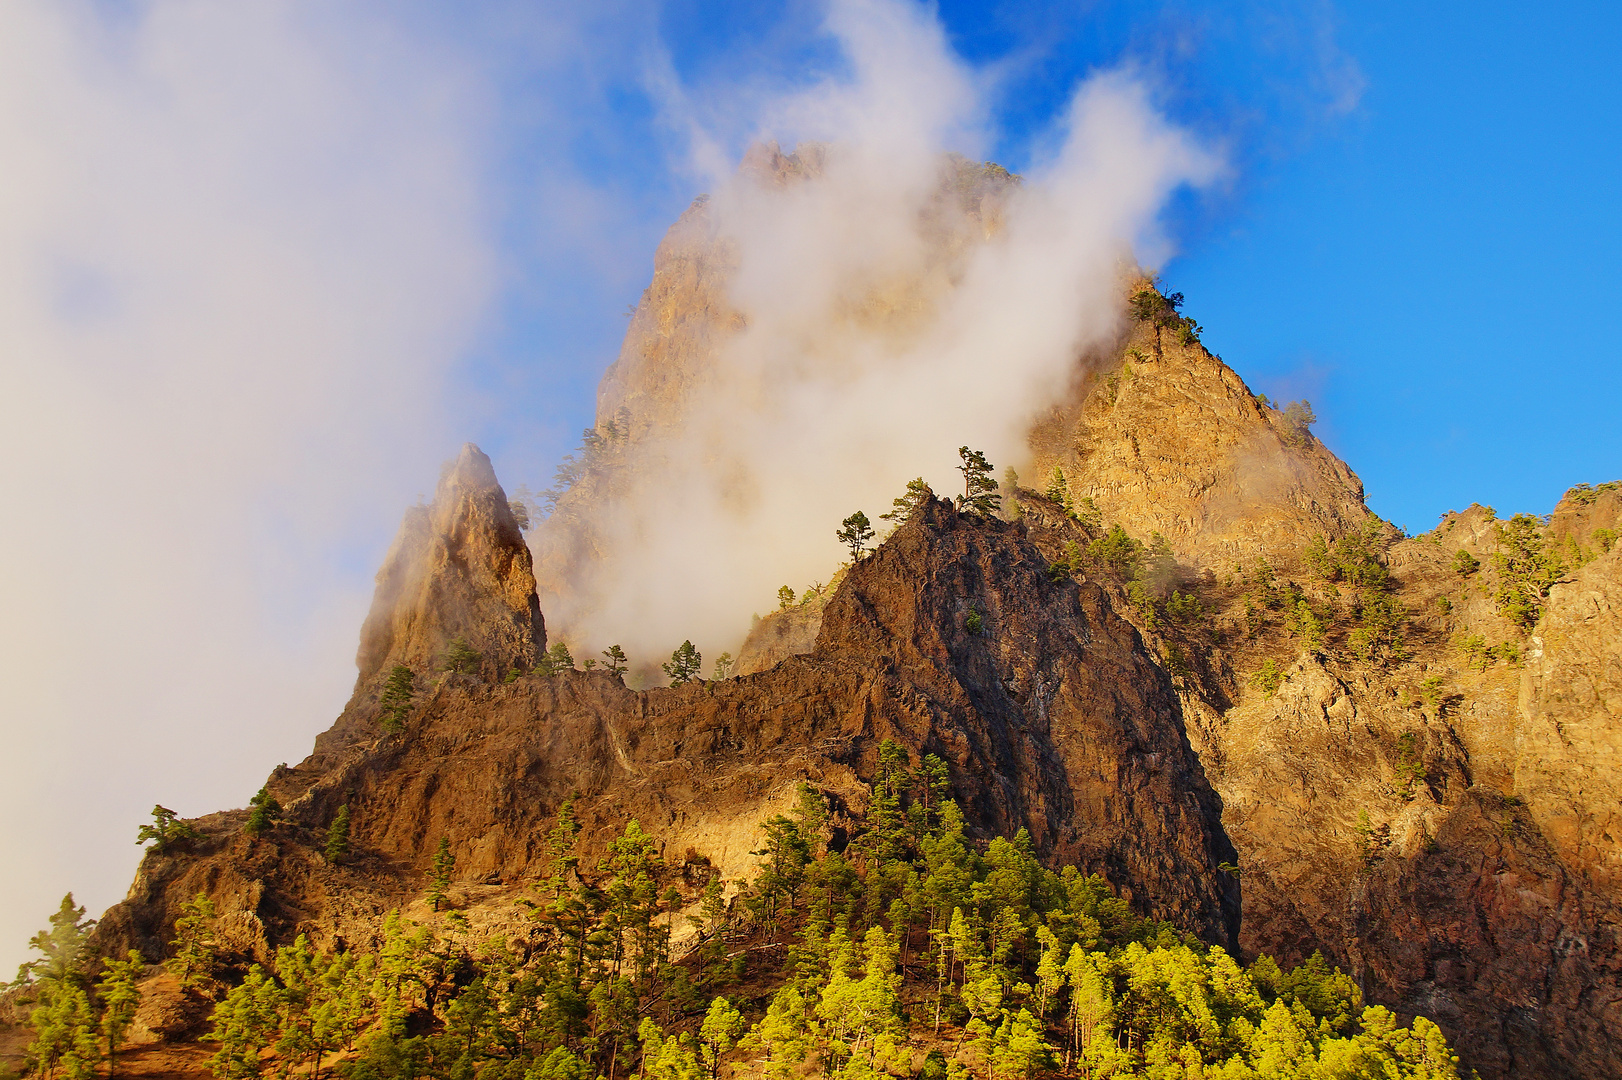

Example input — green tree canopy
[836,510,875,562]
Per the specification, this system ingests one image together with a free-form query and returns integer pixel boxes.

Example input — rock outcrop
[1026,301,1371,569]
[354,443,545,689]
[90,494,1238,979]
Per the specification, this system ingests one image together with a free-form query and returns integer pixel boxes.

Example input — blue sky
[463,0,1622,535]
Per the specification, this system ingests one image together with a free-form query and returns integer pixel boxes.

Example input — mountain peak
[353,444,544,688]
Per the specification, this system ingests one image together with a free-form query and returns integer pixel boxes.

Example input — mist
[0,2,493,972]
[541,0,1219,670]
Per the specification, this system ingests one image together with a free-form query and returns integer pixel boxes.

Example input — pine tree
[378,665,415,732]
[439,637,482,675]
[740,986,810,1080]
[537,641,575,676]
[711,652,734,680]
[956,447,1001,516]
[98,949,145,1080]
[168,893,217,990]
[697,997,746,1078]
[1045,465,1070,508]
[324,805,351,865]
[836,511,876,562]
[428,837,455,911]
[21,894,94,984]
[206,965,281,1079]
[602,644,628,675]
[777,585,796,610]
[244,787,281,838]
[136,805,200,854]
[663,641,702,686]
[880,478,932,522]
[27,977,99,1080]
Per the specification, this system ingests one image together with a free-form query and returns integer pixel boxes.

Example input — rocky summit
[5,154,1620,1080]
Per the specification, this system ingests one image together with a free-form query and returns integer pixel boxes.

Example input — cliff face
[1026,305,1371,568]
[92,495,1236,971]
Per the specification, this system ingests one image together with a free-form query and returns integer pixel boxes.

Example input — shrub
[1451,550,1480,577]
[965,608,985,635]
[1593,527,1616,554]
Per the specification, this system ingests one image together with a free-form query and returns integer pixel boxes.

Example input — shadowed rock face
[354,443,545,689]
[89,496,1238,980]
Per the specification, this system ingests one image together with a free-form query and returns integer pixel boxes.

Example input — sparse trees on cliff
[151,748,1468,1080]
[602,645,628,675]
[777,585,796,610]
[378,665,415,732]
[711,652,734,680]
[663,641,701,686]
[956,448,1000,517]
[836,511,875,562]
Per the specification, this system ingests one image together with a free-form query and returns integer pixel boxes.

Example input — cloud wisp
[539,0,1220,671]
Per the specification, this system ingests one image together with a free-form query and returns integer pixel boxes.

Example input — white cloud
[544,0,1219,668]
[0,1,493,970]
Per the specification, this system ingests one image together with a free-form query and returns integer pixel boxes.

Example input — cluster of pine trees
[8,742,1467,1080]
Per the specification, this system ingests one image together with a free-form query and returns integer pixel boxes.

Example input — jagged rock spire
[355,443,545,685]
